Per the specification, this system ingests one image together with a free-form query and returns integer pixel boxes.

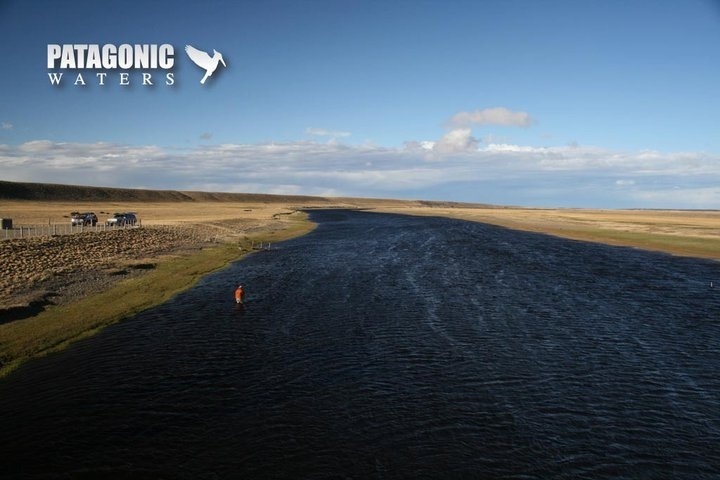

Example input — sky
[1,0,719,208]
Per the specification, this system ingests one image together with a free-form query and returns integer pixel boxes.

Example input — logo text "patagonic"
[47,44,174,69]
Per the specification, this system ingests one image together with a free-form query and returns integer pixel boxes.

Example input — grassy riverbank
[0,215,315,378]
[375,206,720,261]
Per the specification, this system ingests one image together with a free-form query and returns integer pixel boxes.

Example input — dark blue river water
[1,210,719,479]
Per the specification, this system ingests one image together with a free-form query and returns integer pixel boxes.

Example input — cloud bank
[1,138,718,208]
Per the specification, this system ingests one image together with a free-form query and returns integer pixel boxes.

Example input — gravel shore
[0,226,219,321]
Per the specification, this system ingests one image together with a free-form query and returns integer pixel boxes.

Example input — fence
[2,222,276,247]
[1,222,140,240]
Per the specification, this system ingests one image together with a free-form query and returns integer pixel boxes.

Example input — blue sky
[1,0,719,207]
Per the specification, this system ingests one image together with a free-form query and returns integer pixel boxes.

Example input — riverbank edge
[373,208,720,262]
[0,215,316,379]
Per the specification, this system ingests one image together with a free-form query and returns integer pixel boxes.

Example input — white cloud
[483,143,540,153]
[615,179,636,186]
[403,140,435,153]
[481,134,509,144]
[305,127,351,138]
[448,107,534,128]
[1,122,13,130]
[433,128,479,154]
[18,140,55,152]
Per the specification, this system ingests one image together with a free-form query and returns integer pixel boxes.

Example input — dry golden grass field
[1,199,318,226]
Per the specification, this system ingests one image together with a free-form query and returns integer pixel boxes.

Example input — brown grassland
[0,181,718,377]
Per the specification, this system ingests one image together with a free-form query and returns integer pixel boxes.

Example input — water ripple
[1,210,719,479]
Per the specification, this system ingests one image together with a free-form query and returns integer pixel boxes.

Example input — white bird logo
[185,45,227,84]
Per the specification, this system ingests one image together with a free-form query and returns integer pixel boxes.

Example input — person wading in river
[235,284,245,305]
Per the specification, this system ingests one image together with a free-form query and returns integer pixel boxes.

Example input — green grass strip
[546,227,720,260]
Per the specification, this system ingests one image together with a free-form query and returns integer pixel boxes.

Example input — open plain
[1,181,719,376]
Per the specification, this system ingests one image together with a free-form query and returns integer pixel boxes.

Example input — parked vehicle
[70,212,98,226]
[106,212,138,226]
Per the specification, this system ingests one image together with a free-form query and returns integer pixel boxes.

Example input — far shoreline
[372,205,720,262]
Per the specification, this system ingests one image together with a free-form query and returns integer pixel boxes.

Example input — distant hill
[0,180,332,204]
[0,179,495,209]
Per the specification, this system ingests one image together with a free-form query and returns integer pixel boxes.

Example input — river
[1,210,719,479]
